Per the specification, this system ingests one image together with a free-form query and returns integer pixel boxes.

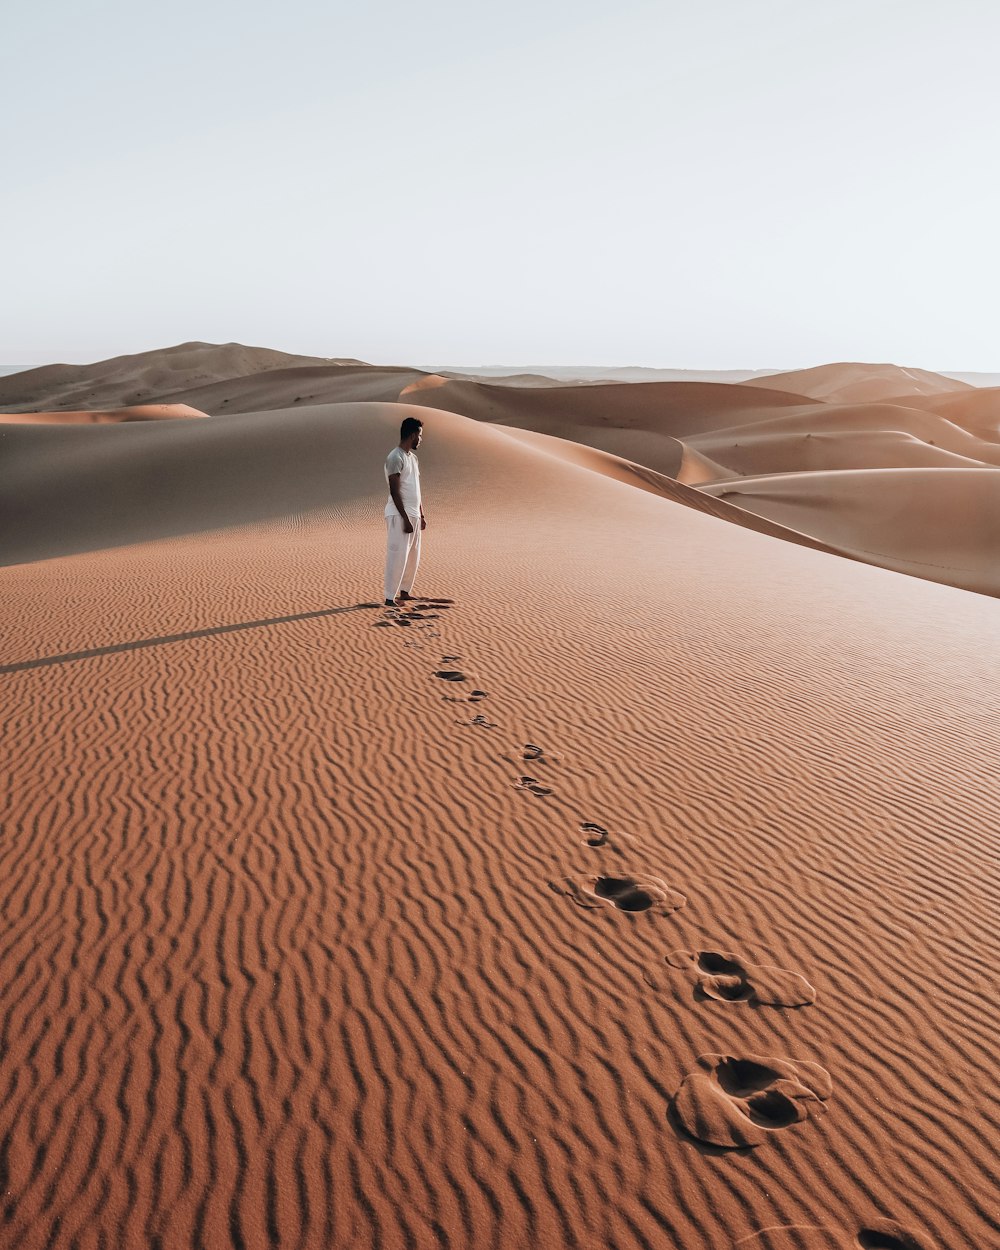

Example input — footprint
[523,744,544,761]
[435,670,466,682]
[441,654,461,662]
[735,1221,934,1250]
[579,821,640,850]
[667,949,816,1007]
[672,1052,831,1149]
[469,690,488,702]
[856,1225,935,1250]
[581,822,610,847]
[550,873,685,915]
[514,776,552,797]
[459,713,497,729]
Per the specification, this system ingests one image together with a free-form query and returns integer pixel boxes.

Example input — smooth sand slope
[2,399,999,1249]
[0,403,209,425]
[702,467,1000,597]
[744,363,973,404]
[881,387,1000,441]
[686,402,1000,475]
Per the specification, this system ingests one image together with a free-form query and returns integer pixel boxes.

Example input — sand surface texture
[2,349,999,1249]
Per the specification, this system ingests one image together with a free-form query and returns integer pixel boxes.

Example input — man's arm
[420,503,427,531]
[388,474,413,532]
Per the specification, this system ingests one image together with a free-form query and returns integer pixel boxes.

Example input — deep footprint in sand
[550,873,685,915]
[581,822,610,846]
[435,670,466,682]
[736,1221,934,1250]
[514,776,552,797]
[672,1052,831,1149]
[668,949,816,1006]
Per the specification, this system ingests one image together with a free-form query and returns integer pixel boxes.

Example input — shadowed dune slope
[0,341,347,412]
[702,467,1000,596]
[745,362,973,404]
[686,402,1000,475]
[0,403,395,565]
[2,402,998,1249]
[0,403,209,425]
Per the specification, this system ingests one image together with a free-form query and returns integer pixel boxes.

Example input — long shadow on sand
[0,602,382,674]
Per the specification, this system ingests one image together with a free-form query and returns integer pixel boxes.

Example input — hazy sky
[2,0,998,369]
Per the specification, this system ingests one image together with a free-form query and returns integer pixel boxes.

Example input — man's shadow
[1,602,385,675]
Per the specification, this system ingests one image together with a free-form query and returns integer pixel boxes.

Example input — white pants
[384,514,421,600]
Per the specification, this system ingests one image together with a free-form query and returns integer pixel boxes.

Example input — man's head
[400,416,423,451]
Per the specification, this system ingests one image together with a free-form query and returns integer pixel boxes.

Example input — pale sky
[2,0,998,370]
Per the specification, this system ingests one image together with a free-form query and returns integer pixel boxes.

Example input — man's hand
[420,515,427,531]
[403,518,414,534]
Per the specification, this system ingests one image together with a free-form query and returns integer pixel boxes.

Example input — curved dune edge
[686,401,1000,473]
[1,399,997,1248]
[701,467,1000,597]
[493,422,854,560]
[0,403,210,424]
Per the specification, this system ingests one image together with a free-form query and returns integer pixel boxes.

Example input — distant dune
[745,361,973,404]
[0,341,343,412]
[686,401,1000,475]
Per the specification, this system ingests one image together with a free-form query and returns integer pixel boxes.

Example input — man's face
[412,428,423,449]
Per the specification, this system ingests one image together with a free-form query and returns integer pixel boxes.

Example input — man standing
[384,417,426,606]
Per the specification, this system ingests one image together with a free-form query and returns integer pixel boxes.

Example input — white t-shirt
[384,446,421,519]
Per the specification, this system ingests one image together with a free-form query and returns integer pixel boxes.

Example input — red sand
[2,352,999,1249]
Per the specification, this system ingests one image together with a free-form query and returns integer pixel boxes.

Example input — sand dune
[880,386,1000,441]
[702,466,1000,596]
[745,362,972,404]
[686,401,1000,475]
[0,403,209,425]
[3,345,998,597]
[0,340,339,412]
[401,377,811,477]
[152,363,431,414]
[2,396,997,1250]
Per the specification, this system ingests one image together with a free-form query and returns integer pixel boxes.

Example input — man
[383,417,427,606]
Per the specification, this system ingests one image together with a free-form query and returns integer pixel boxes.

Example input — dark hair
[400,417,423,440]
